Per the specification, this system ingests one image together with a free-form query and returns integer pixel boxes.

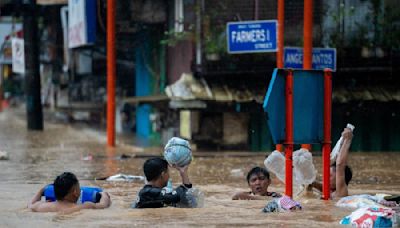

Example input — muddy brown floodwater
[1,109,399,227]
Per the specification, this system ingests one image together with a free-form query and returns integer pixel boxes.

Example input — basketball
[164,137,192,167]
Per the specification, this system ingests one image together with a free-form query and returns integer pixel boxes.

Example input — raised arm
[335,128,353,197]
[174,165,191,186]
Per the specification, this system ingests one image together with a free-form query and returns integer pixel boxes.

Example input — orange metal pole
[277,0,284,68]
[285,69,294,198]
[303,0,313,69]
[322,68,332,200]
[302,0,313,151]
[276,0,284,152]
[107,0,116,147]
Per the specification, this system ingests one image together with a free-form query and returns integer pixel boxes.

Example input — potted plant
[204,28,226,61]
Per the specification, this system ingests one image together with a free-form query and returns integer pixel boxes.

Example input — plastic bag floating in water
[0,150,9,160]
[262,196,302,213]
[336,194,390,209]
[106,173,145,182]
[177,188,205,208]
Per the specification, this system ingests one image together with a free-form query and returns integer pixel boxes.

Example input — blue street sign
[284,47,337,71]
[227,20,277,54]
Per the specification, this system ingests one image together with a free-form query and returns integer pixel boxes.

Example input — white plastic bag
[265,149,317,185]
[336,194,386,209]
[264,150,286,183]
[106,173,145,182]
[293,148,317,185]
[177,188,205,208]
[330,123,355,162]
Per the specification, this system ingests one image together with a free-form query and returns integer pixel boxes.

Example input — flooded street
[1,108,400,227]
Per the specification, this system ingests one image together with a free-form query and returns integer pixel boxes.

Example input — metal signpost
[263,68,332,199]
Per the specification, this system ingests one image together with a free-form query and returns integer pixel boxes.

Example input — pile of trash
[262,195,302,213]
[337,194,400,227]
[340,207,397,227]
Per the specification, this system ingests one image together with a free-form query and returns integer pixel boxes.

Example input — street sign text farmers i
[227,20,277,54]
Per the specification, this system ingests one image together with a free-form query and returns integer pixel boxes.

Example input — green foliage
[160,29,192,47]
[379,5,400,50]
[204,29,226,55]
[327,3,356,48]
[327,1,400,50]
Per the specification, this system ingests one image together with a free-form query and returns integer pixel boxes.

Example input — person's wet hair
[53,172,79,200]
[246,167,270,184]
[143,158,168,181]
[331,162,353,185]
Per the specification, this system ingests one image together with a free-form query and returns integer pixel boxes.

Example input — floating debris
[81,154,93,161]
[230,169,244,177]
[0,151,9,160]
[116,154,132,160]
[106,173,145,182]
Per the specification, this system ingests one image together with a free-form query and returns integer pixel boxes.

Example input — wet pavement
[0,108,400,227]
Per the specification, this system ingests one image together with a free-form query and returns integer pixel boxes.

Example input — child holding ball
[132,137,194,208]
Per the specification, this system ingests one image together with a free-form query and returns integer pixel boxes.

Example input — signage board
[284,47,336,71]
[227,20,277,54]
[11,38,25,74]
[68,0,96,48]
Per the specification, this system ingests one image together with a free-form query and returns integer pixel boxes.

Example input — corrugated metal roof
[165,73,399,104]
[333,86,400,103]
[37,0,67,5]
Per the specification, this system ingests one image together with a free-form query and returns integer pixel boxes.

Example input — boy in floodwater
[132,157,193,208]
[232,167,281,200]
[28,172,111,213]
[308,127,353,198]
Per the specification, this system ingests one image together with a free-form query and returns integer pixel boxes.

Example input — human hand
[173,164,191,185]
[99,192,111,207]
[173,164,189,175]
[101,192,110,199]
[232,192,252,200]
[342,128,353,141]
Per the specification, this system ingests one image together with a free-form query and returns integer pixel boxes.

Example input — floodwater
[1,109,400,227]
